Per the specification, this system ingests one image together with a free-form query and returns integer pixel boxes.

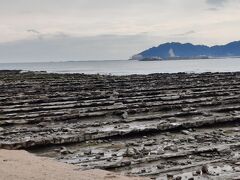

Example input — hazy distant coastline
[1,58,240,75]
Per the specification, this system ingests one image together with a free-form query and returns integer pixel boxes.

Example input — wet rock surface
[1,71,240,179]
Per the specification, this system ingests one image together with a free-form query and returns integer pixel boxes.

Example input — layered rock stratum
[0,70,240,179]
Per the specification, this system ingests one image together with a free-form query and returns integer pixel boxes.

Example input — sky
[0,0,240,62]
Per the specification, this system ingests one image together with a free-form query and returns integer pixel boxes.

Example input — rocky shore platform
[1,70,240,180]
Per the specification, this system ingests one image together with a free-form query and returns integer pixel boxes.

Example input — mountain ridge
[132,41,240,60]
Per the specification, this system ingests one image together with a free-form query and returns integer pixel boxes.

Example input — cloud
[27,29,43,39]
[26,29,70,40]
[206,0,228,6]
[27,29,40,34]
[0,0,240,62]
[206,7,219,11]
[174,30,196,36]
[0,34,160,62]
[205,0,240,7]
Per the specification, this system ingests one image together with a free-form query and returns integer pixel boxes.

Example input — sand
[0,150,147,180]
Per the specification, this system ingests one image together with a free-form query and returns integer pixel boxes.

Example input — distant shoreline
[131,56,240,61]
[1,58,240,75]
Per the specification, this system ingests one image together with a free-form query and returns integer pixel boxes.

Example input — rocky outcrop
[1,71,240,179]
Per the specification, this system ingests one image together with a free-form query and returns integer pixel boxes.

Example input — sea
[1,58,240,75]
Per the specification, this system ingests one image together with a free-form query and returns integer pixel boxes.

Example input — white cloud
[0,0,240,62]
[206,0,228,6]
[0,34,163,62]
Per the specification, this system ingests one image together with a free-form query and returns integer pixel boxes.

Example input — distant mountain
[132,41,240,60]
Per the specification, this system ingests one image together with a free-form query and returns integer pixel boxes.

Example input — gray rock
[181,130,190,135]
[157,165,165,169]
[192,170,201,176]
[83,149,92,155]
[121,111,128,119]
[95,155,101,159]
[123,148,135,157]
[157,149,165,155]
[175,176,182,180]
[167,174,174,180]
[60,146,72,155]
[164,145,178,152]
[202,164,210,175]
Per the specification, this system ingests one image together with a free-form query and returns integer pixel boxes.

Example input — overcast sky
[1,0,240,62]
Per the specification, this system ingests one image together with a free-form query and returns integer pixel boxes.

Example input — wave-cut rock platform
[1,70,240,180]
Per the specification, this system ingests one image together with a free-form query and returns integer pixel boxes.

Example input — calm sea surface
[1,58,240,75]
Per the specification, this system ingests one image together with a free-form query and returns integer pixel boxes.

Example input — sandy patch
[0,149,147,180]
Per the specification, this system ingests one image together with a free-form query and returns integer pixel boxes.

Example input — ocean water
[1,58,240,75]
